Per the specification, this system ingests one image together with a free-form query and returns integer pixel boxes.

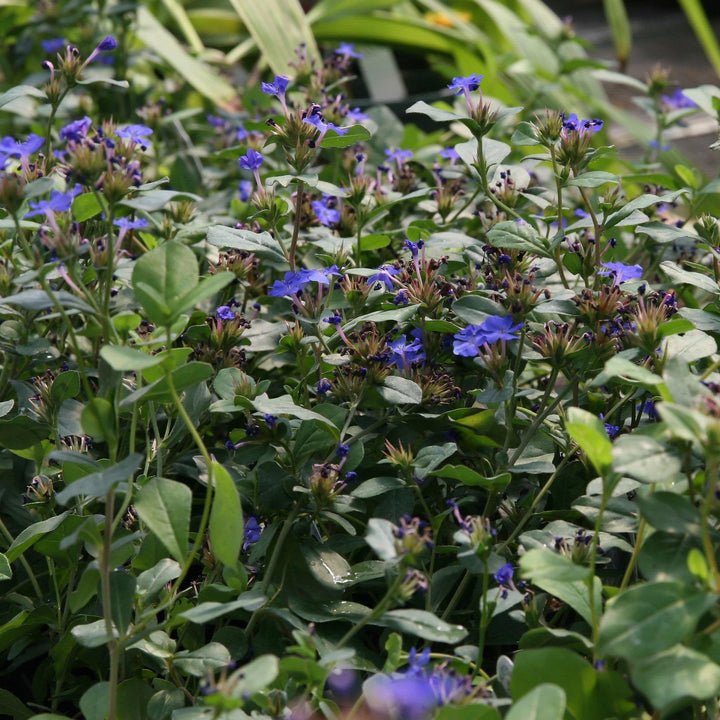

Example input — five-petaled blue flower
[562,113,603,134]
[268,271,306,297]
[0,134,44,167]
[368,264,401,290]
[312,200,340,227]
[115,124,153,148]
[598,261,643,285]
[113,217,148,231]
[216,306,235,321]
[60,117,92,144]
[662,88,697,110]
[261,75,290,98]
[453,315,523,356]
[299,265,341,285]
[388,331,426,370]
[24,184,82,218]
[385,148,413,164]
[334,42,363,59]
[41,38,66,53]
[447,73,483,95]
[239,148,264,171]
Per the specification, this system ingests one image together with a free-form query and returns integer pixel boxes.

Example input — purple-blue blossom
[662,88,697,110]
[494,563,514,586]
[24,184,82,218]
[368,264,401,290]
[243,517,262,551]
[447,73,483,95]
[299,265,341,285]
[216,306,235,321]
[347,107,369,123]
[311,200,340,227]
[439,147,460,161]
[562,113,603,134]
[388,331,426,370]
[598,261,643,285]
[59,117,92,144]
[0,134,44,167]
[261,75,290,98]
[113,217,148,231]
[452,315,523,356]
[239,148,264,171]
[385,148,413,164]
[239,179,253,201]
[334,42,363,59]
[115,124,153,149]
[41,38,66,53]
[480,315,524,343]
[268,271,306,297]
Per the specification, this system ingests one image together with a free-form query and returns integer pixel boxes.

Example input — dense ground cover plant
[5,17,720,720]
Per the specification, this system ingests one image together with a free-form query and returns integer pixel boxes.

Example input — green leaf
[661,261,718,295]
[365,518,398,560]
[135,7,236,104]
[2,289,94,314]
[591,355,666,388]
[5,512,70,563]
[207,224,287,263]
[174,643,231,677]
[121,362,214,407]
[136,559,182,599]
[611,435,681,483]
[635,492,702,535]
[412,443,457,479]
[406,100,461,123]
[603,0,632,66]
[631,645,720,711]
[506,683,566,720]
[436,707,500,720]
[227,0,320,76]
[597,582,716,659]
[121,189,200,213]
[109,570,136,635]
[520,548,592,583]
[100,345,166,371]
[227,655,279,698]
[486,221,552,258]
[79,682,112,720]
[0,85,46,110]
[565,171,619,188]
[81,398,116,445]
[0,415,48,450]
[377,375,422,405]
[132,241,199,326]
[374,609,467,643]
[55,454,143,505]
[565,407,613,476]
[0,553,11,580]
[50,371,80,404]
[134,477,192,563]
[677,0,720,78]
[662,328,717,363]
[319,124,371,148]
[433,464,510,491]
[209,462,243,569]
[359,233,391,251]
[72,193,103,222]
[300,544,352,588]
[252,394,339,432]
[178,590,266,623]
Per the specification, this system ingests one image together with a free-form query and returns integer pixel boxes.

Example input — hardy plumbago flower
[59,116,92,144]
[368,264,401,290]
[80,36,118,69]
[0,134,44,168]
[299,265,341,285]
[239,148,264,191]
[561,113,604,134]
[242,517,262,551]
[385,148,413,165]
[439,146,460,162]
[453,316,523,356]
[115,124,153,149]
[334,42,363,59]
[216,306,235,321]
[311,199,340,226]
[303,112,349,144]
[268,271,306,297]
[24,184,82,218]
[387,331,426,370]
[661,88,697,110]
[347,107,369,123]
[447,73,483,113]
[261,74,290,115]
[113,217,148,231]
[42,38,66,54]
[598,261,643,285]
[239,179,252,202]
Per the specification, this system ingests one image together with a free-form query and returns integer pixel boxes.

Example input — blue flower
[388,332,426,370]
[334,42,363,59]
[239,179,253,201]
[41,38,65,53]
[24,184,82,218]
[480,315,524,343]
[311,200,340,226]
[385,148,413,164]
[261,75,290,98]
[365,675,437,720]
[216,305,235,320]
[243,517,262,551]
[299,265,341,285]
[406,647,431,677]
[404,239,423,257]
[439,147,460,161]
[336,443,350,457]
[0,134,44,167]
[268,271,305,297]
[239,148,264,171]
[264,414,276,427]
[347,107,369,123]
[207,115,226,128]
[316,379,332,395]
[494,563,514,586]
[662,88,697,110]
[447,73,483,95]
[59,117,92,144]
[452,316,523,356]
[368,264,401,290]
[598,261,643,285]
[113,217,148,230]
[562,113,603,134]
[115,124,153,149]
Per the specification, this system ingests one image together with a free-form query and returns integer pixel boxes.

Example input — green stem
[700,458,720,594]
[289,181,305,271]
[589,483,610,653]
[474,559,491,679]
[0,517,43,599]
[440,569,472,621]
[618,517,646,593]
[260,503,301,596]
